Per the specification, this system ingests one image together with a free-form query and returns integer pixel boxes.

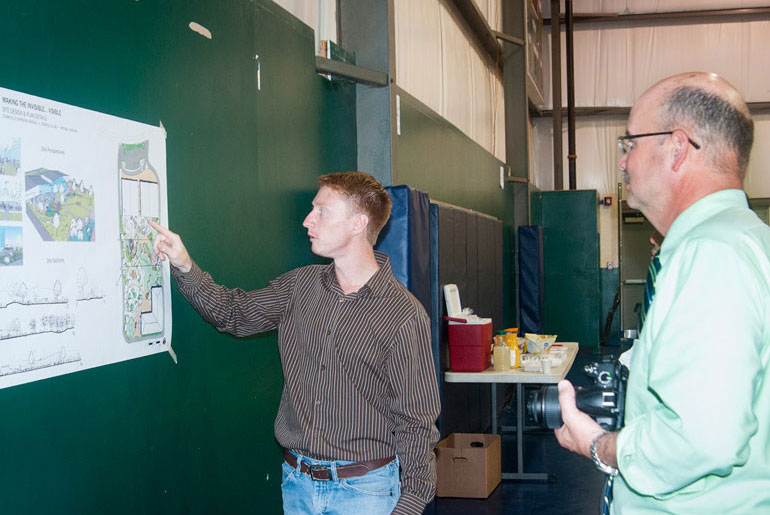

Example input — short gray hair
[661,86,753,176]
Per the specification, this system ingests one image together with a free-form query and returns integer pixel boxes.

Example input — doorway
[619,208,656,333]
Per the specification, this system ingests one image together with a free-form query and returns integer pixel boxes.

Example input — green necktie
[639,252,661,329]
[604,252,661,514]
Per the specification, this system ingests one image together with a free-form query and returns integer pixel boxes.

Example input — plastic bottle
[504,328,521,368]
[493,338,511,371]
[504,327,518,347]
[509,337,521,369]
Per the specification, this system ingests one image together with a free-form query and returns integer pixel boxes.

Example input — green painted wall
[0,1,356,513]
[531,190,601,350]
[395,89,517,326]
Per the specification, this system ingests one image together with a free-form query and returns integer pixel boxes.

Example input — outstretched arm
[148,219,293,337]
[148,220,193,273]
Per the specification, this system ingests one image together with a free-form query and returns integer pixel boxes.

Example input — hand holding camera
[527,355,629,431]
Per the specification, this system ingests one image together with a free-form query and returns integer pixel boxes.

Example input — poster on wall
[0,86,172,389]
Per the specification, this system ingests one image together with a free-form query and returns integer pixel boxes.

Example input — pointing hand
[147,220,193,273]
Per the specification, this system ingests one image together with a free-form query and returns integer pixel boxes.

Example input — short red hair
[318,171,392,245]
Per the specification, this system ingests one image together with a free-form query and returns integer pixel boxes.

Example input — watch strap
[590,432,619,476]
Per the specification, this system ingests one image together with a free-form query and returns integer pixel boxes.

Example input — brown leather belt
[284,449,395,481]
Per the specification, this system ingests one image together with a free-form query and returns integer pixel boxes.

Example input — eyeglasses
[617,131,701,155]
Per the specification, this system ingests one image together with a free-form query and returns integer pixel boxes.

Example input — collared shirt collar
[661,189,748,257]
[320,250,394,298]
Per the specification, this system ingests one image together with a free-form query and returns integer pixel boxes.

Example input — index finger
[147,219,171,236]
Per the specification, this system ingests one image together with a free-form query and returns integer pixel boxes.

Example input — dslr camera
[527,355,629,431]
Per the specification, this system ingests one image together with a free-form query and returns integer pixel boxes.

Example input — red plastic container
[448,321,492,372]
[443,284,493,372]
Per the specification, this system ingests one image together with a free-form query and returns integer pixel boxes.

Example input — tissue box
[436,433,501,498]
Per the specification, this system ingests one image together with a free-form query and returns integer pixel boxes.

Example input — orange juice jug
[504,328,520,368]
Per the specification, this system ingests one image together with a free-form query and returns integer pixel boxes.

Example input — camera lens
[527,385,563,429]
[527,358,628,431]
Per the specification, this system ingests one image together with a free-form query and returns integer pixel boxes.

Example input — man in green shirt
[556,71,770,512]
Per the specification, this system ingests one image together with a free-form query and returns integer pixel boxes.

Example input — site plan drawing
[0,86,171,389]
[119,141,163,342]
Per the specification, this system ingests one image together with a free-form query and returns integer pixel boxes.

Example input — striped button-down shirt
[172,251,440,514]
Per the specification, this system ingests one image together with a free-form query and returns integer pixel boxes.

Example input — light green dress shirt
[613,189,770,514]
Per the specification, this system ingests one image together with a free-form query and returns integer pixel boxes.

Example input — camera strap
[600,475,614,515]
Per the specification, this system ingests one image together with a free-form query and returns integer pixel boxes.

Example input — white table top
[443,341,579,384]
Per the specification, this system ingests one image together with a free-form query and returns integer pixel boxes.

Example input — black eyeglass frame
[617,131,701,154]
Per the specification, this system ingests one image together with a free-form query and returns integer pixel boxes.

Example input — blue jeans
[281,452,401,515]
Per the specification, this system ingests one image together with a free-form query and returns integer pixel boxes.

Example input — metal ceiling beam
[314,56,388,87]
[493,30,524,47]
[545,7,770,25]
[551,0,563,190]
[566,0,576,190]
[535,102,770,117]
[447,0,503,67]
[536,106,632,117]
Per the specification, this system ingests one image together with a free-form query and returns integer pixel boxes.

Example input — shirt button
[338,298,344,303]
[320,364,326,371]
[315,400,321,406]
[326,329,331,335]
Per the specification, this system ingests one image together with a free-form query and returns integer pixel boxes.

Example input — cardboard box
[435,433,501,498]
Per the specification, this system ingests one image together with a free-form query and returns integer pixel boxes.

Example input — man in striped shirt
[150,172,440,515]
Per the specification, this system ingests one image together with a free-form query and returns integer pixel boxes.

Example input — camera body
[527,355,629,431]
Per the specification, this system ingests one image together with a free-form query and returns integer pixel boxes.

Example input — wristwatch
[590,433,619,476]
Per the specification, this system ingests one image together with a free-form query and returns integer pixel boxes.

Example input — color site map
[0,86,172,389]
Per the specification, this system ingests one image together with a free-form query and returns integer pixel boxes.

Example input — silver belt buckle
[310,464,331,481]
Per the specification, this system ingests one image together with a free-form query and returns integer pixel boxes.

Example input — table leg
[501,383,550,481]
[491,384,497,435]
[516,384,524,473]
